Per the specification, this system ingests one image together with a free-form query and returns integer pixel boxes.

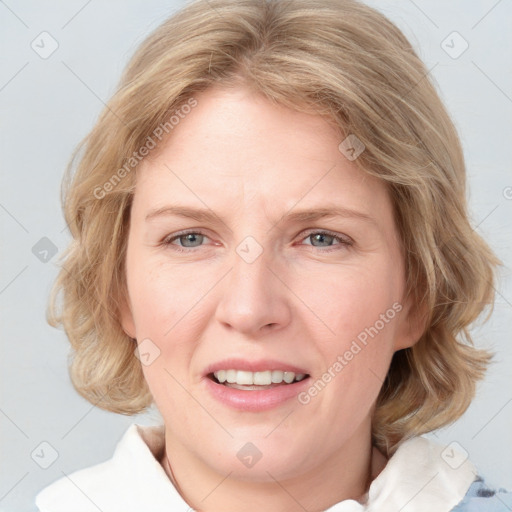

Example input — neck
[159,422,387,512]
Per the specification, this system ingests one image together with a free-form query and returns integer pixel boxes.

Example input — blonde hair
[48,0,499,455]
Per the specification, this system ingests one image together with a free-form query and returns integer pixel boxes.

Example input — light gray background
[1,1,511,510]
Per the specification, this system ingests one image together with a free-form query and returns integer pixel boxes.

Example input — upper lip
[204,358,309,376]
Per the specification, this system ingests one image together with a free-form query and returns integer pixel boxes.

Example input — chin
[200,435,321,483]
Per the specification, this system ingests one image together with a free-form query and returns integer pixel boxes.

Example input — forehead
[133,86,391,224]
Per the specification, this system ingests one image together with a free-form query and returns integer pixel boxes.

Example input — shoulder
[366,436,477,511]
[35,455,120,511]
[367,436,511,512]
[34,423,180,512]
[450,476,512,511]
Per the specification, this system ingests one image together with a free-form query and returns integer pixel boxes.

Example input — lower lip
[204,377,310,411]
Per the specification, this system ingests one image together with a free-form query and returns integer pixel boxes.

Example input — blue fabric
[451,477,512,511]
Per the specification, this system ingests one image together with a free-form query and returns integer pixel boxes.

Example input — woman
[36,0,511,510]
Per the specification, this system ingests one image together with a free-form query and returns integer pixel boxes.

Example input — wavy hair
[47,0,499,455]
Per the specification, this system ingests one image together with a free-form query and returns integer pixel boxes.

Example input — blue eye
[305,232,343,247]
[161,229,352,253]
[162,231,209,251]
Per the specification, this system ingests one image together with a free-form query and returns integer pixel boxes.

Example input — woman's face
[120,85,420,481]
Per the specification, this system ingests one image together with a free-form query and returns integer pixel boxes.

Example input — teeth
[254,370,271,385]
[213,370,307,386]
[283,372,295,383]
[216,370,227,383]
[271,370,283,383]
[237,370,253,385]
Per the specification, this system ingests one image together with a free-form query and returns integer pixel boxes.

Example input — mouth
[208,369,309,390]
[203,359,311,410]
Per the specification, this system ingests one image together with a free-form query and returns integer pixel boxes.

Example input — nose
[214,246,292,336]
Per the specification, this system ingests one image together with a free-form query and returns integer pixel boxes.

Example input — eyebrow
[145,205,376,226]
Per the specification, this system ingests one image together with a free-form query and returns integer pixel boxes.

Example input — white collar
[36,424,476,512]
[325,436,476,511]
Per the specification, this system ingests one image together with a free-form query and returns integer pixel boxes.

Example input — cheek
[127,258,209,338]
[126,261,207,397]
[293,262,402,346]
[294,265,399,409]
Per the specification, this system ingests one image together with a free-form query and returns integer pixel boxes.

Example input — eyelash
[160,229,353,253]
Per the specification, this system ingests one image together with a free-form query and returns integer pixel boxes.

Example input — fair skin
[120,85,422,512]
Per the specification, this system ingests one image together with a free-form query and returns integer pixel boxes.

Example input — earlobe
[119,294,136,339]
[393,296,428,351]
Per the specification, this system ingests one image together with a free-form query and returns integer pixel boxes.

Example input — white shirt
[35,423,476,512]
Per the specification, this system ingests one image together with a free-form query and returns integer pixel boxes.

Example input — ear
[119,293,137,339]
[393,293,428,351]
